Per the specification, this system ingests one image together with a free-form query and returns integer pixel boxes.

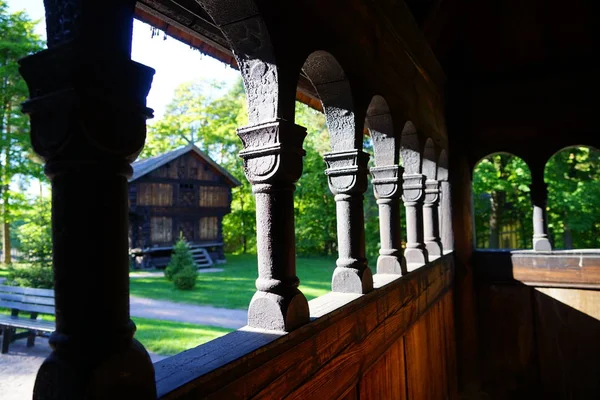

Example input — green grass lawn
[129,254,337,310]
[132,317,232,356]
[0,306,230,356]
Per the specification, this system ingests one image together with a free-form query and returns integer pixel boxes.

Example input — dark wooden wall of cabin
[129,152,233,251]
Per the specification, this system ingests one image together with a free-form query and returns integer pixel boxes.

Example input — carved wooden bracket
[19,43,155,169]
[323,150,370,195]
[238,120,307,185]
[423,180,440,205]
[402,173,425,204]
[371,165,403,199]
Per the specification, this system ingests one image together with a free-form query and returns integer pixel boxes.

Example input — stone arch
[301,51,359,151]
[197,0,282,124]
[438,149,449,181]
[422,138,437,180]
[366,95,397,166]
[400,121,421,174]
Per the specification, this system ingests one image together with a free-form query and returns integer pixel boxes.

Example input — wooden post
[439,179,454,251]
[530,177,552,251]
[19,1,156,398]
[325,150,373,293]
[423,180,443,258]
[371,165,405,274]
[238,120,310,332]
[402,173,429,269]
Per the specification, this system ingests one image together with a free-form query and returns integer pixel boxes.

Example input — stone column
[238,120,310,331]
[371,165,406,275]
[530,180,552,251]
[324,150,373,293]
[20,44,156,400]
[402,173,429,268]
[423,180,443,258]
[438,179,454,251]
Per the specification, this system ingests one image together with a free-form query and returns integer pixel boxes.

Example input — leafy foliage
[473,148,600,250]
[0,2,45,261]
[6,193,53,288]
[545,147,600,249]
[165,237,198,290]
[472,154,532,249]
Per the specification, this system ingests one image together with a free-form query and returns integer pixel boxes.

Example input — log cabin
[17,0,600,399]
[128,145,241,268]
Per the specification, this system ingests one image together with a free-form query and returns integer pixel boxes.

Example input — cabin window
[199,186,229,207]
[199,217,219,240]
[151,217,173,243]
[137,183,173,206]
[179,183,195,206]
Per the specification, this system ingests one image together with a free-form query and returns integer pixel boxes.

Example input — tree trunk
[563,227,573,250]
[489,191,505,248]
[2,221,10,264]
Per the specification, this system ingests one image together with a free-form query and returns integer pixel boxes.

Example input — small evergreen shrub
[165,237,198,290]
[173,266,198,290]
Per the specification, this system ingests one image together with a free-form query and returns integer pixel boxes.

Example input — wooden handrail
[154,254,454,399]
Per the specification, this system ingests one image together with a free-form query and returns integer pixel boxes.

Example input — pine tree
[165,236,198,290]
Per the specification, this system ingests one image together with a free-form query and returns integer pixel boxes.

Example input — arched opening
[299,50,373,293]
[472,153,532,249]
[544,145,600,249]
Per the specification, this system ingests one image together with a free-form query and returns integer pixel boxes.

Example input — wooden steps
[189,246,214,269]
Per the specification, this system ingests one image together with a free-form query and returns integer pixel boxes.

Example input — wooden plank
[0,315,55,331]
[534,288,600,399]
[405,299,449,400]
[156,255,454,399]
[473,250,600,289]
[441,289,458,399]
[359,337,407,400]
[512,251,600,288]
[475,284,538,398]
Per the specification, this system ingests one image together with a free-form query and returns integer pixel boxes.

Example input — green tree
[0,2,44,263]
[165,236,198,290]
[294,102,337,256]
[545,146,600,249]
[7,192,53,289]
[472,154,532,249]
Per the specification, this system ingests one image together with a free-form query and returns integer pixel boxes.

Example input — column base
[404,247,429,271]
[332,265,373,294]
[376,254,407,275]
[533,238,552,251]
[248,289,309,332]
[33,338,156,400]
[425,240,443,258]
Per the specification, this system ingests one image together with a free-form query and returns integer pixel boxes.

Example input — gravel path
[129,295,247,329]
[0,337,167,400]
[1,296,247,399]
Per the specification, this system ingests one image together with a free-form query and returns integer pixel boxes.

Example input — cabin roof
[130,144,242,187]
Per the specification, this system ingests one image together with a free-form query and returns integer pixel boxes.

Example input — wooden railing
[155,254,456,399]
[472,249,600,398]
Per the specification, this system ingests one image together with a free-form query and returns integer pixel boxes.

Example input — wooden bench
[0,285,55,353]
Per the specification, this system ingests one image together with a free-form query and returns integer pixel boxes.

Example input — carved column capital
[423,180,440,206]
[238,120,307,185]
[402,173,425,204]
[19,43,155,171]
[324,149,370,195]
[371,165,403,199]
